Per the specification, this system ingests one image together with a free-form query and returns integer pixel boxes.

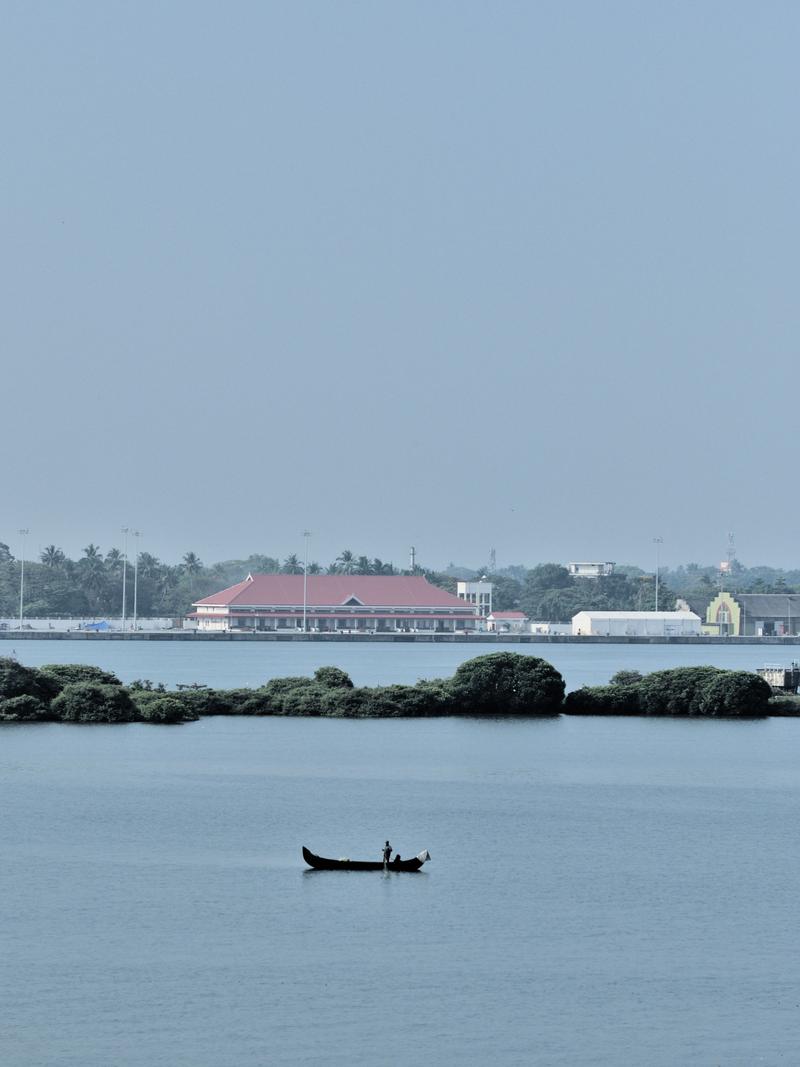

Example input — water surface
[4,638,781,692]
[2,716,799,1065]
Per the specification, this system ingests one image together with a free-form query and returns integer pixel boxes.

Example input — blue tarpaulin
[82,621,110,632]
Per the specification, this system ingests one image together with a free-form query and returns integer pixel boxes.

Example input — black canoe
[302,846,431,872]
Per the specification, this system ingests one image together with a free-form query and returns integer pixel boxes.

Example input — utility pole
[303,530,310,633]
[653,537,663,612]
[121,527,129,633]
[18,528,29,630]
[133,530,141,632]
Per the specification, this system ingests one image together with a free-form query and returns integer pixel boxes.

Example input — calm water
[2,715,800,1065]
[2,638,785,692]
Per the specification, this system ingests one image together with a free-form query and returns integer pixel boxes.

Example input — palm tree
[282,554,303,574]
[40,545,65,568]
[336,549,357,574]
[182,552,203,575]
[307,562,322,575]
[356,556,371,574]
[137,552,162,580]
[78,544,107,606]
[105,547,123,574]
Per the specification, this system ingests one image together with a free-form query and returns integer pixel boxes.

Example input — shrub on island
[448,652,565,716]
[0,657,60,704]
[136,697,199,723]
[565,666,772,718]
[563,683,641,716]
[694,671,772,718]
[0,695,50,722]
[39,663,123,689]
[50,682,138,723]
[313,666,354,689]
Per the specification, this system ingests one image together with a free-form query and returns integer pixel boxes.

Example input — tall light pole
[121,527,129,633]
[303,530,311,634]
[18,528,29,630]
[653,537,663,612]
[133,530,141,632]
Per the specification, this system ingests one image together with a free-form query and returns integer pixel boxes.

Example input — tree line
[0,542,454,620]
[0,537,798,621]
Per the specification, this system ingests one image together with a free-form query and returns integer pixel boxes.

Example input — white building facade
[456,580,493,618]
[572,610,701,637]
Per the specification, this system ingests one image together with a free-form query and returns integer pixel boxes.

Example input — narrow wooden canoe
[302,846,431,872]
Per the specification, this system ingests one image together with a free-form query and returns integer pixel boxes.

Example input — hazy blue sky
[3,2,798,571]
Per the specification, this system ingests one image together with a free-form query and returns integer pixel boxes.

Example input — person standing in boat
[382,841,392,866]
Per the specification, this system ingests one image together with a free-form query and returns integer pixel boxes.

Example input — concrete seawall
[1,631,800,646]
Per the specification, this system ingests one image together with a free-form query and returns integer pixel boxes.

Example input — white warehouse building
[572,611,701,637]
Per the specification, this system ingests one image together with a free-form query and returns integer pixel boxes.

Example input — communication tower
[718,532,737,592]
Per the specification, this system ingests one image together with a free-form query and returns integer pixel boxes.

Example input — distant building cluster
[677,592,800,637]
[182,573,800,639]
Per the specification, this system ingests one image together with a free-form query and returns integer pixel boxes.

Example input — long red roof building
[191,574,482,633]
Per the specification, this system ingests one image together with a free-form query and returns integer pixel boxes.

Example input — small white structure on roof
[567,562,615,578]
[572,611,701,637]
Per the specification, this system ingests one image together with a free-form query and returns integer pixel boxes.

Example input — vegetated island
[0,653,790,725]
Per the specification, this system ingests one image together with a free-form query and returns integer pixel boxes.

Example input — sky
[2,1,799,573]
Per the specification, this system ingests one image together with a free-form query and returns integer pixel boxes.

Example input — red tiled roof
[188,611,478,621]
[194,575,475,610]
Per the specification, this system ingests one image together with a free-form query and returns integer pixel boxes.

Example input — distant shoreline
[2,631,800,646]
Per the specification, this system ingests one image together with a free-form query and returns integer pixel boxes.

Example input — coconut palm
[371,558,394,575]
[136,552,162,580]
[182,552,203,575]
[105,547,124,574]
[282,554,303,574]
[336,549,357,574]
[40,545,65,568]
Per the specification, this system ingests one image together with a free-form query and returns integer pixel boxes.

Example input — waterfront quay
[2,631,800,645]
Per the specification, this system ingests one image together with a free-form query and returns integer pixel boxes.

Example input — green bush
[609,670,644,687]
[319,687,367,717]
[564,666,773,718]
[449,652,565,715]
[314,666,354,689]
[137,697,198,724]
[563,684,641,715]
[0,657,60,704]
[695,671,771,717]
[39,663,123,689]
[0,695,50,722]
[165,688,237,716]
[50,682,137,723]
[637,666,724,716]
[278,684,328,716]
